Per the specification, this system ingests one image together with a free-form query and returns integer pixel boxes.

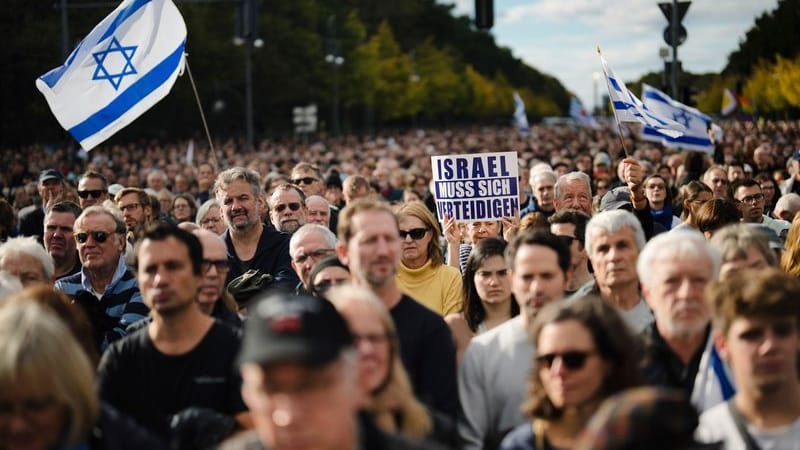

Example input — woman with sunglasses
[446,237,519,363]
[395,202,464,316]
[500,296,642,450]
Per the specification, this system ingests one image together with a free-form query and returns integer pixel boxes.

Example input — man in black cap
[222,292,444,450]
[18,168,66,241]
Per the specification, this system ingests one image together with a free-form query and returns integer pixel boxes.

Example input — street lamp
[592,72,601,115]
[325,54,344,137]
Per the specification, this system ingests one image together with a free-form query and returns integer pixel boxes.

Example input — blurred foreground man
[221,292,444,450]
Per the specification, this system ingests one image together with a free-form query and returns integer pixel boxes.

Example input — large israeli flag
[36,0,186,150]
[512,91,530,137]
[640,84,713,153]
[598,51,685,139]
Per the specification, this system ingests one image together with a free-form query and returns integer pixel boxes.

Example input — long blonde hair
[781,213,800,276]
[0,301,98,446]
[326,284,433,437]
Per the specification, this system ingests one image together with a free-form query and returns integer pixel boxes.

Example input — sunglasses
[312,278,349,295]
[399,228,429,240]
[75,230,113,244]
[77,189,106,199]
[274,202,302,213]
[536,350,596,370]
[291,177,318,186]
[202,259,229,273]
[556,235,575,248]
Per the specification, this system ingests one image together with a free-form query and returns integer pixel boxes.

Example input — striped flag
[569,96,600,129]
[512,91,530,137]
[36,0,187,150]
[640,84,713,153]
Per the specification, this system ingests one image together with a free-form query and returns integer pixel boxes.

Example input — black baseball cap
[238,292,353,367]
[39,169,64,184]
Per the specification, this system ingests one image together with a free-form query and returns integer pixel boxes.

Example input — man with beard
[192,229,241,328]
[115,187,153,244]
[98,224,248,447]
[43,201,82,280]
[638,231,733,413]
[268,184,306,235]
[336,199,458,425]
[697,269,800,448]
[215,168,299,293]
[459,230,570,450]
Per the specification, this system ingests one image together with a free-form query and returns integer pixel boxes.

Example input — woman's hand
[442,213,462,245]
[501,216,520,242]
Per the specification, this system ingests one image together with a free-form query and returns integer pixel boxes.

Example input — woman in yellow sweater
[394,202,464,316]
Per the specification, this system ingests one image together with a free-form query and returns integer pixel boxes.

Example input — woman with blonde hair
[326,284,434,440]
[395,201,463,316]
[781,213,800,277]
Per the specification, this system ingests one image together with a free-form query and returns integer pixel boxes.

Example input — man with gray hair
[289,224,337,294]
[305,195,332,229]
[0,236,55,287]
[214,168,299,293]
[553,171,593,216]
[637,231,733,413]
[573,209,653,333]
[772,192,800,223]
[520,169,557,220]
[268,184,307,235]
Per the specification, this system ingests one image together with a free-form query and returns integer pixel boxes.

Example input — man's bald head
[192,228,229,312]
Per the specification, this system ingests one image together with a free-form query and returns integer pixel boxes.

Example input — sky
[439,0,779,112]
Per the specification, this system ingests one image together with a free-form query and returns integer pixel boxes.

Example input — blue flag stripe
[642,127,710,146]
[609,77,622,93]
[69,40,184,142]
[99,0,152,42]
[39,0,153,89]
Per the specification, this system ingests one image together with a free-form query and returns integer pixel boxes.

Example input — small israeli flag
[641,84,713,153]
[512,91,530,137]
[598,50,685,139]
[36,0,187,150]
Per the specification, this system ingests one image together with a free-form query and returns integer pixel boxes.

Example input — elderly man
[0,236,54,287]
[43,201,82,280]
[702,165,729,199]
[55,206,147,351]
[289,224,337,294]
[553,171,593,216]
[336,199,458,421]
[221,292,441,450]
[19,168,66,240]
[268,184,306,235]
[573,209,654,333]
[291,162,339,232]
[638,231,733,413]
[459,230,570,450]
[773,193,800,222]
[99,224,246,446]
[115,187,153,243]
[697,269,800,448]
[305,195,331,228]
[193,228,241,327]
[77,170,110,209]
[215,168,299,293]
[520,169,557,219]
[146,168,168,193]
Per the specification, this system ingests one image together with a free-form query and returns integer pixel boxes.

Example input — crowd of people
[1,119,800,450]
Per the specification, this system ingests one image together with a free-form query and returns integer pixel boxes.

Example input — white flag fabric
[512,91,530,137]
[185,139,194,164]
[36,0,187,150]
[640,84,713,153]
[598,52,685,139]
[569,96,600,129]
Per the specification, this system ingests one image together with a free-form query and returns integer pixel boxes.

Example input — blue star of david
[672,109,692,128]
[92,37,137,90]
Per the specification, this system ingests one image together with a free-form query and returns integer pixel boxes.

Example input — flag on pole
[512,91,530,137]
[640,84,713,153]
[569,96,600,129]
[598,49,685,138]
[721,88,737,116]
[36,0,187,151]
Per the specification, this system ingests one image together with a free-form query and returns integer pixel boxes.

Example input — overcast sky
[440,0,779,113]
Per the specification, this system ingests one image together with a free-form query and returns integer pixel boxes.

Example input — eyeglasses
[710,178,728,185]
[291,177,318,186]
[555,235,576,248]
[736,193,764,205]
[75,230,113,244]
[119,202,141,212]
[77,189,106,199]
[200,217,222,226]
[293,248,335,265]
[312,277,349,295]
[399,228,429,240]
[202,259,229,273]
[536,350,596,370]
[274,202,302,213]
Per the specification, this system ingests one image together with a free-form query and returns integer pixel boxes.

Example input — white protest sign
[431,151,520,223]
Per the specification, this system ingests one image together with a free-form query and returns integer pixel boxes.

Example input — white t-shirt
[617,298,654,334]
[696,401,800,450]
